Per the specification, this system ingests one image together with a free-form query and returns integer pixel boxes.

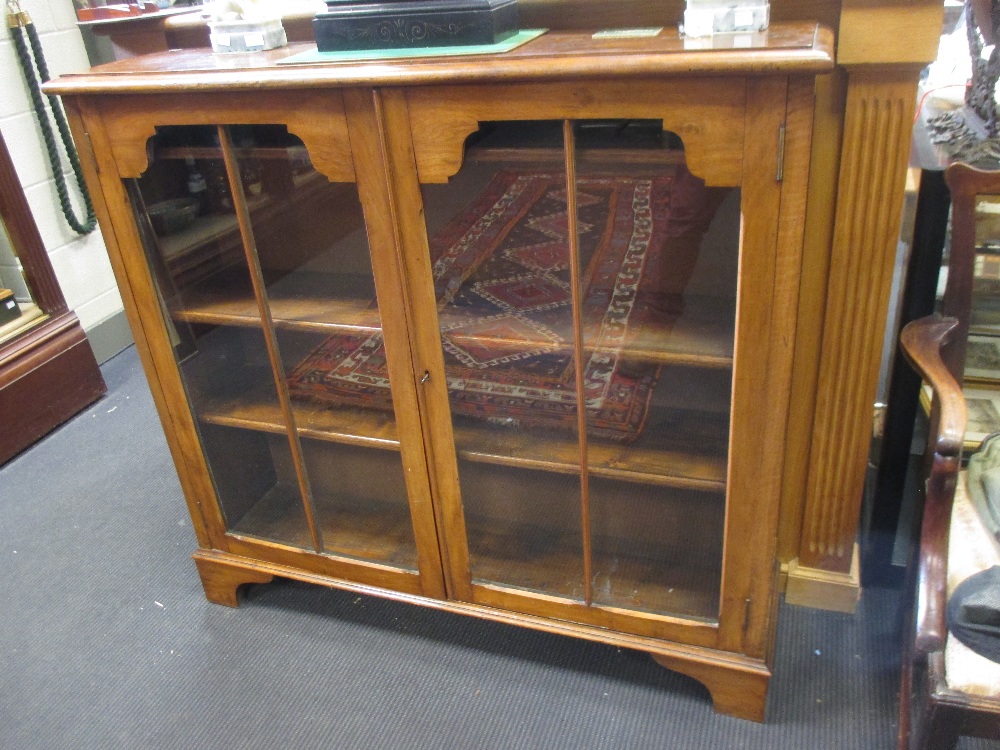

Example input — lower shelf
[230,482,419,571]
[195,382,728,491]
[225,471,722,621]
[466,518,722,620]
[454,452,724,620]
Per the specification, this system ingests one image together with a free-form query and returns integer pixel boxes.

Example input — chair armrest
[900,315,966,459]
[900,315,967,653]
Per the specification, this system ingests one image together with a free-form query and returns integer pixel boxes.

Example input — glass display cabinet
[48,23,833,722]
[0,129,105,464]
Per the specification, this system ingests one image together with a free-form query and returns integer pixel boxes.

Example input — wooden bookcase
[50,25,834,721]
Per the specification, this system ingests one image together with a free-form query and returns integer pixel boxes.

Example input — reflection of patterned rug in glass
[288,170,676,442]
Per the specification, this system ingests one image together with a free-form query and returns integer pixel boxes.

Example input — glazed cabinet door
[80,92,446,599]
[377,78,805,653]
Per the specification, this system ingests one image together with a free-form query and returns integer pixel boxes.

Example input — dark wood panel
[0,129,106,466]
[0,129,67,313]
[0,314,106,463]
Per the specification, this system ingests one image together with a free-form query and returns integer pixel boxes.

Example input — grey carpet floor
[0,346,996,749]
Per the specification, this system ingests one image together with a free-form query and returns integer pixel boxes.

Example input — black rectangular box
[0,288,22,327]
[314,0,518,52]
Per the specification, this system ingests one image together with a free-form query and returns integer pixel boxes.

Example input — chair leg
[898,646,914,750]
[914,701,961,750]
[898,541,921,750]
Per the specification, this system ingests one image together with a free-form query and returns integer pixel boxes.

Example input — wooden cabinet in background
[0,130,105,465]
[50,25,833,721]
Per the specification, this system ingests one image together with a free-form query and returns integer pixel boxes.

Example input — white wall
[0,0,122,332]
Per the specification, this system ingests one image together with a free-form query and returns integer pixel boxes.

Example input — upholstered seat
[944,477,1000,698]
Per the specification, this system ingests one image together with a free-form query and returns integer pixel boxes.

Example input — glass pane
[573,120,737,620]
[234,126,418,570]
[960,194,1000,444]
[300,436,416,567]
[458,460,584,599]
[131,125,308,548]
[590,478,724,619]
[0,219,44,345]
[278,327,416,568]
[968,194,1000,334]
[421,120,584,598]
[133,124,417,570]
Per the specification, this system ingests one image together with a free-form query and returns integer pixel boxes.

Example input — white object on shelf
[209,17,286,52]
[683,1,770,37]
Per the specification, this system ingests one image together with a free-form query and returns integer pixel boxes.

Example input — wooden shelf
[195,381,728,490]
[230,482,419,570]
[229,480,720,619]
[157,212,241,262]
[170,267,733,367]
[456,401,728,491]
[171,269,382,335]
[198,386,401,450]
[442,295,733,368]
[466,514,722,620]
[228,477,721,619]
[153,170,330,283]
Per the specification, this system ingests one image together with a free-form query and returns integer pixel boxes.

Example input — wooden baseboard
[783,544,861,614]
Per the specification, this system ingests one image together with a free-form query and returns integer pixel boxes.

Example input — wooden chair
[897,162,1000,750]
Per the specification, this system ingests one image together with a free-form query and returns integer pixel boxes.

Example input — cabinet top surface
[47,22,832,96]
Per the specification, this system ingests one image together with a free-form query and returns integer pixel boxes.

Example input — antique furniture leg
[193,551,275,608]
[915,699,962,750]
[650,652,770,722]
